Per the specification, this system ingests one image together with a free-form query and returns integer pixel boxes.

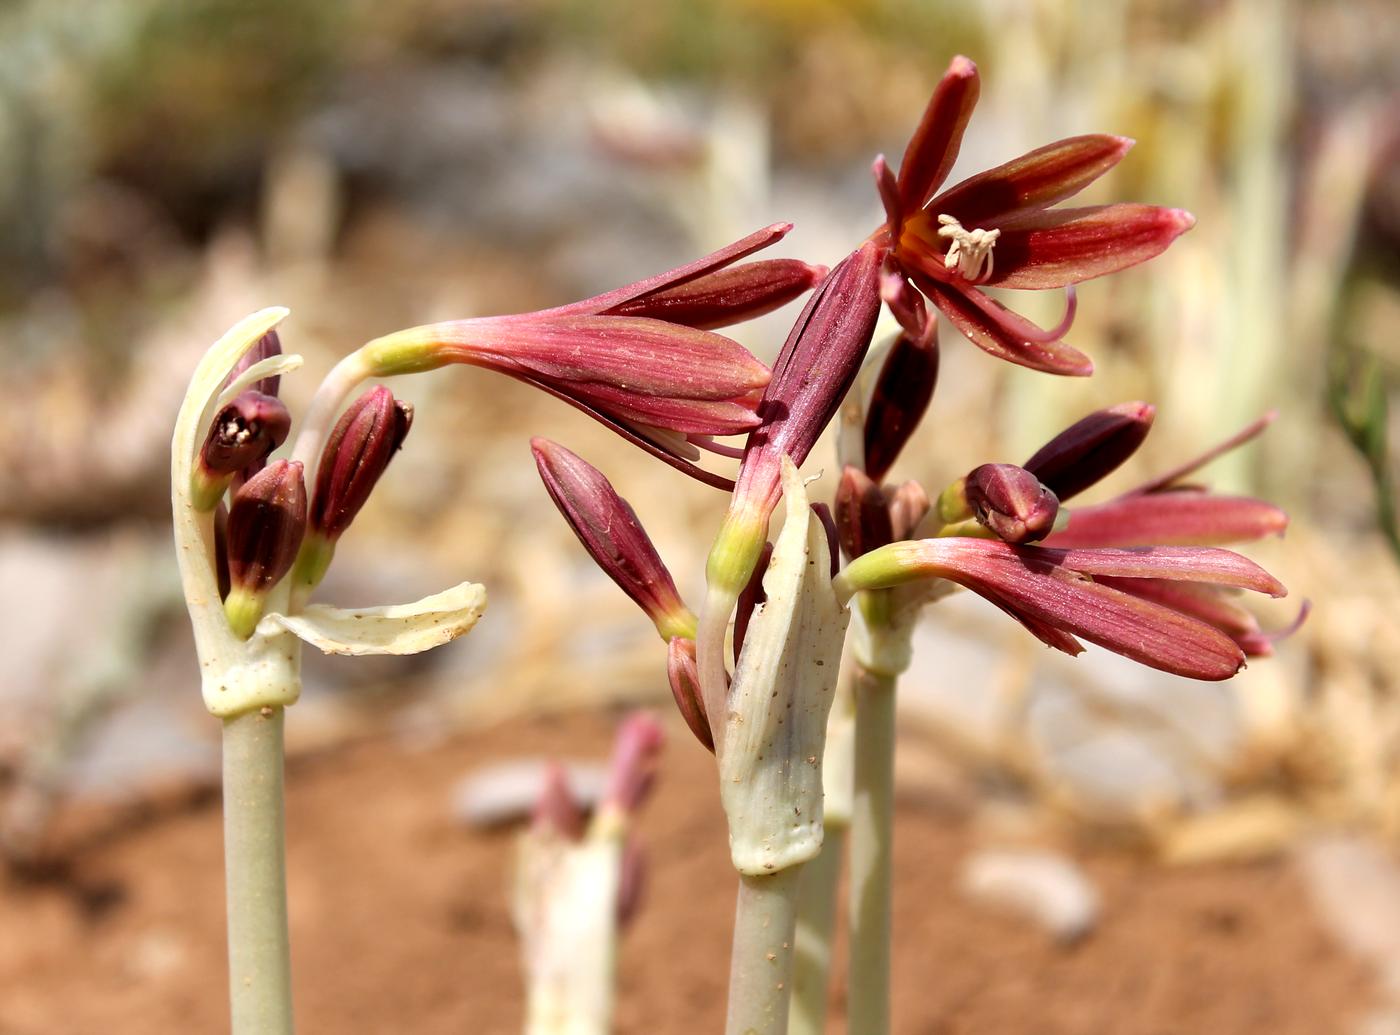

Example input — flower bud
[532,438,695,642]
[887,480,931,541]
[964,463,1059,544]
[191,391,292,510]
[862,329,940,483]
[533,762,587,841]
[1022,401,1155,502]
[733,541,774,665]
[601,712,665,818]
[310,387,413,540]
[666,637,714,753]
[224,459,307,638]
[225,330,284,397]
[835,465,894,560]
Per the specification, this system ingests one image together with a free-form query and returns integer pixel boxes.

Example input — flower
[223,459,307,638]
[356,225,823,489]
[927,408,1296,661]
[836,538,1285,681]
[873,56,1195,375]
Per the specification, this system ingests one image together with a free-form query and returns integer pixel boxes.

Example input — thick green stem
[725,866,804,1035]
[223,708,294,1035]
[848,666,896,1035]
[788,823,846,1035]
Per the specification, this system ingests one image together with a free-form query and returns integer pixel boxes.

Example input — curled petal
[982,205,1196,289]
[931,134,1134,227]
[1047,493,1289,548]
[1126,411,1277,496]
[897,55,980,213]
[918,275,1093,376]
[261,581,487,656]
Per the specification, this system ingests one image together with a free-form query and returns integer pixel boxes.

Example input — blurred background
[2,0,1399,1031]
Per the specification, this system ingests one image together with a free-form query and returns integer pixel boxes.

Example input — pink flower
[836,538,1285,681]
[361,225,823,488]
[874,56,1194,375]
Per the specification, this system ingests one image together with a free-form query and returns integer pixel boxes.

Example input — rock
[452,759,609,829]
[961,848,1099,943]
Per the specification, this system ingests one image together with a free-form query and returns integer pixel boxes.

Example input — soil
[0,711,1375,1034]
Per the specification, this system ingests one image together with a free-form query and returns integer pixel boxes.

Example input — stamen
[937,214,1000,283]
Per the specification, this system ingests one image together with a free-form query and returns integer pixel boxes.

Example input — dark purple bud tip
[863,330,940,483]
[667,637,714,753]
[193,391,292,510]
[1023,401,1155,502]
[835,465,894,560]
[532,438,694,642]
[224,459,307,638]
[965,463,1060,544]
[225,330,284,398]
[310,386,413,541]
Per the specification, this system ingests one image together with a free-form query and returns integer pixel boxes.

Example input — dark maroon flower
[192,391,292,510]
[1022,401,1155,502]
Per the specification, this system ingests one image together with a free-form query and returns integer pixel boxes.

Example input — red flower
[874,56,1194,376]
[836,538,1285,681]
[360,225,823,488]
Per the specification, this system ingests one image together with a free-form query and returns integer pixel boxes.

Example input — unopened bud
[666,638,713,752]
[225,330,284,397]
[533,762,587,841]
[733,541,774,665]
[532,438,694,642]
[310,386,413,541]
[937,476,971,524]
[862,330,939,483]
[887,480,931,541]
[601,712,665,818]
[607,259,826,330]
[192,391,292,510]
[1022,401,1155,502]
[224,459,307,638]
[964,464,1059,544]
[835,465,894,560]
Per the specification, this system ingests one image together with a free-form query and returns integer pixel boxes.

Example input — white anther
[937,214,1000,283]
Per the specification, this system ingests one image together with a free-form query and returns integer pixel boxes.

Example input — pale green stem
[223,708,294,1035]
[848,666,896,1035]
[788,822,846,1035]
[726,866,805,1035]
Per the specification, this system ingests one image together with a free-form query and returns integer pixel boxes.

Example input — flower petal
[260,581,486,656]
[451,315,771,399]
[919,276,1093,376]
[1095,577,1262,639]
[838,538,1245,680]
[606,258,825,329]
[932,134,1133,227]
[1036,544,1286,597]
[1047,493,1289,548]
[983,205,1196,289]
[541,224,794,317]
[897,55,980,214]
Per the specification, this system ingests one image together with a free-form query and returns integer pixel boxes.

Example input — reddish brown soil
[0,712,1374,1034]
